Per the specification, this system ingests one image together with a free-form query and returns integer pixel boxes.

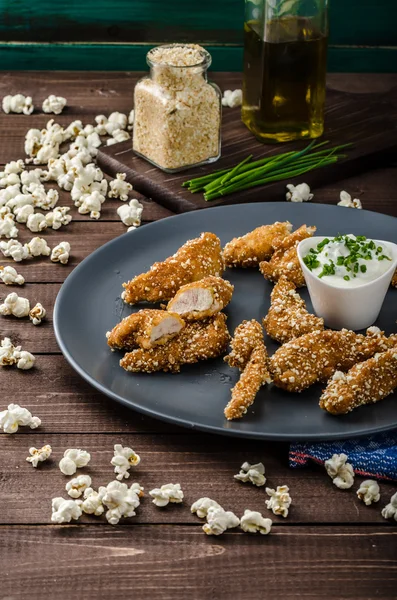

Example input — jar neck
[149,64,209,90]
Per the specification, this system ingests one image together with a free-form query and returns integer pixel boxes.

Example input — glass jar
[242,0,328,142]
[133,44,222,173]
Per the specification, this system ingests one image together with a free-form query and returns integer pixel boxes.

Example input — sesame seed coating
[320,347,397,415]
[222,221,292,268]
[263,276,324,343]
[122,232,224,305]
[270,327,396,393]
[120,313,230,373]
[107,309,185,351]
[260,224,316,287]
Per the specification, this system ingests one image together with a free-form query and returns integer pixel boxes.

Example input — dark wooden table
[1,72,396,600]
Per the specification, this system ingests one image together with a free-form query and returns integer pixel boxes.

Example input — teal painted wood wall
[0,0,396,71]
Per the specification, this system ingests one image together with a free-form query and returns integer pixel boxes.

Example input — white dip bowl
[297,236,397,331]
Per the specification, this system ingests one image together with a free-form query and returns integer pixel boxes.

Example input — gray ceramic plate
[53,202,397,441]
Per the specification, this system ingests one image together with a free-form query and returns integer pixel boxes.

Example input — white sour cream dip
[302,234,393,287]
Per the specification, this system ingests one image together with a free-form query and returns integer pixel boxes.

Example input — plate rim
[53,202,397,441]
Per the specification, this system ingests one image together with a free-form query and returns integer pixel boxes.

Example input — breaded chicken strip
[166,276,233,321]
[320,347,397,415]
[392,268,397,288]
[270,326,396,393]
[106,309,185,350]
[122,232,224,305]
[263,276,324,343]
[120,313,230,373]
[259,225,316,287]
[224,344,271,420]
[223,319,271,420]
[222,221,292,268]
[224,319,265,369]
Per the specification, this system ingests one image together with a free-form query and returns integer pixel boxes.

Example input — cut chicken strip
[259,224,316,287]
[167,276,234,321]
[120,313,230,373]
[224,319,265,369]
[270,327,397,393]
[320,347,397,415]
[122,232,224,305]
[107,309,185,350]
[263,276,324,343]
[222,221,292,268]
[223,319,271,420]
[224,343,271,420]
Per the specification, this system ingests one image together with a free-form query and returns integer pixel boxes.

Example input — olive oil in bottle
[242,17,328,142]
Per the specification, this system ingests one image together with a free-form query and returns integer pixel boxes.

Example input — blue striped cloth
[289,432,397,481]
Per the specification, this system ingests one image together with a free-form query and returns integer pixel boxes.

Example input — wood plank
[1,0,395,47]
[1,525,396,599]
[1,44,397,73]
[98,87,397,213]
[0,221,146,283]
[1,433,396,525]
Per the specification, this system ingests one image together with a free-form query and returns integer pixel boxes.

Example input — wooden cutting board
[97,87,397,213]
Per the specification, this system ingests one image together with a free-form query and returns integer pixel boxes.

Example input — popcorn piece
[0,160,25,176]
[45,206,72,230]
[105,112,128,135]
[66,474,92,498]
[0,337,18,366]
[2,94,34,115]
[0,292,30,318]
[20,168,48,187]
[6,193,34,212]
[51,241,71,264]
[77,190,106,219]
[26,212,47,233]
[108,129,130,144]
[0,184,22,207]
[222,89,243,108]
[99,480,143,525]
[234,461,266,487]
[240,510,272,535]
[203,506,240,535]
[26,236,51,257]
[127,109,134,130]
[286,182,314,203]
[94,115,108,135]
[191,497,223,519]
[357,480,380,506]
[0,239,29,261]
[0,172,21,187]
[338,190,362,209]
[149,483,184,507]
[14,204,34,224]
[26,444,52,468]
[63,120,83,141]
[117,198,143,227]
[15,350,36,370]
[42,95,67,115]
[381,492,397,521]
[34,188,59,211]
[81,487,104,516]
[109,173,133,201]
[111,444,141,480]
[0,214,18,238]
[0,403,41,433]
[265,485,292,518]
[59,448,91,475]
[51,497,82,524]
[325,453,355,490]
[29,302,46,325]
[0,266,25,286]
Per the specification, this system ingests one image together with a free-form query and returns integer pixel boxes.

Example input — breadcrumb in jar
[133,44,221,172]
